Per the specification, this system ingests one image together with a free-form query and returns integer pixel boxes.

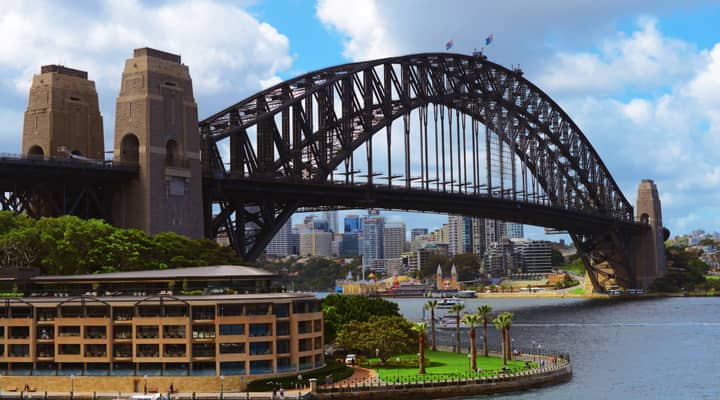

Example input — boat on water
[436,297,464,309]
[457,290,477,298]
[438,314,467,329]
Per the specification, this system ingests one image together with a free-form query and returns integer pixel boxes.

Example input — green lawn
[705,275,720,280]
[363,351,533,382]
[569,287,585,295]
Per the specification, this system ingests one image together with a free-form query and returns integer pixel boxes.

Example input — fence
[317,349,570,395]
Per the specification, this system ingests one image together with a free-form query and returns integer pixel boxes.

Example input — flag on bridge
[446,39,454,51]
[485,33,494,46]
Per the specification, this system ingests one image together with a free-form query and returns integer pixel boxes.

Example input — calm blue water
[387,296,720,399]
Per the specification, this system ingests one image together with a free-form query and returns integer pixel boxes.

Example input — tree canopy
[335,316,415,365]
[322,293,402,343]
[0,211,241,275]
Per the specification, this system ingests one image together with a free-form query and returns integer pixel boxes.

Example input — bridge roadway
[0,155,138,219]
[205,177,647,235]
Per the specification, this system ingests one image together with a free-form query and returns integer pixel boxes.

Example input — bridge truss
[200,53,644,288]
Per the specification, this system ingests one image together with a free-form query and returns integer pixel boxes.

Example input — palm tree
[412,322,428,374]
[476,305,492,357]
[493,312,514,366]
[423,300,439,351]
[449,303,465,353]
[462,313,481,372]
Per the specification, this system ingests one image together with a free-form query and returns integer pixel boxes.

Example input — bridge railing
[0,153,138,170]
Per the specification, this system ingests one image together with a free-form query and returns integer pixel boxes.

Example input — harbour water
[389,296,720,399]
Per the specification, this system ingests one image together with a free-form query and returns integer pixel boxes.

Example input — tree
[451,253,481,281]
[423,300,439,351]
[336,316,414,366]
[462,313,481,371]
[493,312,514,366]
[449,303,465,352]
[322,294,401,343]
[421,254,450,279]
[551,248,565,266]
[477,305,492,357]
[412,322,427,374]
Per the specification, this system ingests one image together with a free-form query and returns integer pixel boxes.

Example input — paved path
[320,366,377,387]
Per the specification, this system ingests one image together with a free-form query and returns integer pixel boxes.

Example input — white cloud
[0,0,292,96]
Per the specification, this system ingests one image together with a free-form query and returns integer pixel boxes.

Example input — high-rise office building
[341,233,359,256]
[448,215,474,256]
[323,211,339,233]
[513,239,552,273]
[410,228,428,244]
[266,219,291,256]
[344,215,362,233]
[362,215,385,267]
[299,231,332,256]
[383,222,406,259]
[506,222,524,239]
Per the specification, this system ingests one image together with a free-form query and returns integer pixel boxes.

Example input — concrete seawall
[312,362,572,400]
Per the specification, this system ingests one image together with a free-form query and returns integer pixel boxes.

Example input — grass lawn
[705,275,719,280]
[569,287,585,295]
[364,351,533,382]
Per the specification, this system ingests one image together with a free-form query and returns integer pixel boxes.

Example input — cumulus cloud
[0,0,293,150]
[0,0,292,97]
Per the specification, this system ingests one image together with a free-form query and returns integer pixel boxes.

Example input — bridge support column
[632,179,668,288]
[112,48,203,238]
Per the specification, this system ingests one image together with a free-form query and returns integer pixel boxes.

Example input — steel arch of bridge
[200,53,637,263]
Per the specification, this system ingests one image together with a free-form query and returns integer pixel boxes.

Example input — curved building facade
[0,265,323,393]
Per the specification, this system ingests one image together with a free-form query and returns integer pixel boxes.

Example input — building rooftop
[40,65,88,79]
[33,265,275,283]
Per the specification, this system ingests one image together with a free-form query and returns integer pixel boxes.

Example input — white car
[345,354,357,365]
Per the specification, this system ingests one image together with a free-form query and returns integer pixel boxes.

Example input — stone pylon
[22,65,104,160]
[112,48,203,238]
[633,179,668,287]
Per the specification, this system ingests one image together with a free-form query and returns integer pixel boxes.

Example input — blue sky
[1,0,719,239]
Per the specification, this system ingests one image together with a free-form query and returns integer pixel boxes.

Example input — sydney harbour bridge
[0,49,667,291]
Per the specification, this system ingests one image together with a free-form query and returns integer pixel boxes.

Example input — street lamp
[467,353,472,372]
[144,374,148,394]
[220,374,225,399]
[70,374,75,398]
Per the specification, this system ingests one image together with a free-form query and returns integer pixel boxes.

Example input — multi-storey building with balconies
[0,265,323,393]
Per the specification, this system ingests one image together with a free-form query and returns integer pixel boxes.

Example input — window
[59,344,80,355]
[314,319,322,332]
[249,342,272,355]
[136,344,159,358]
[276,321,290,336]
[249,323,272,337]
[136,326,159,339]
[249,360,272,374]
[245,304,269,316]
[58,326,80,337]
[298,321,312,334]
[273,303,289,318]
[219,304,244,316]
[221,361,246,375]
[163,325,186,338]
[298,338,312,352]
[219,343,245,354]
[276,339,290,354]
[219,324,245,336]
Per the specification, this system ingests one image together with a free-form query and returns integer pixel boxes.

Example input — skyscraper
[362,215,385,267]
[322,211,339,233]
[266,219,291,256]
[448,215,473,256]
[505,222,524,239]
[383,222,406,259]
[410,228,428,244]
[344,215,362,233]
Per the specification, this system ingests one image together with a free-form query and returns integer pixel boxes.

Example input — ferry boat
[436,297,464,309]
[457,290,477,298]
[438,314,467,329]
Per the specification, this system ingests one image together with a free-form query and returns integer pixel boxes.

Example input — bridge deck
[205,177,647,235]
